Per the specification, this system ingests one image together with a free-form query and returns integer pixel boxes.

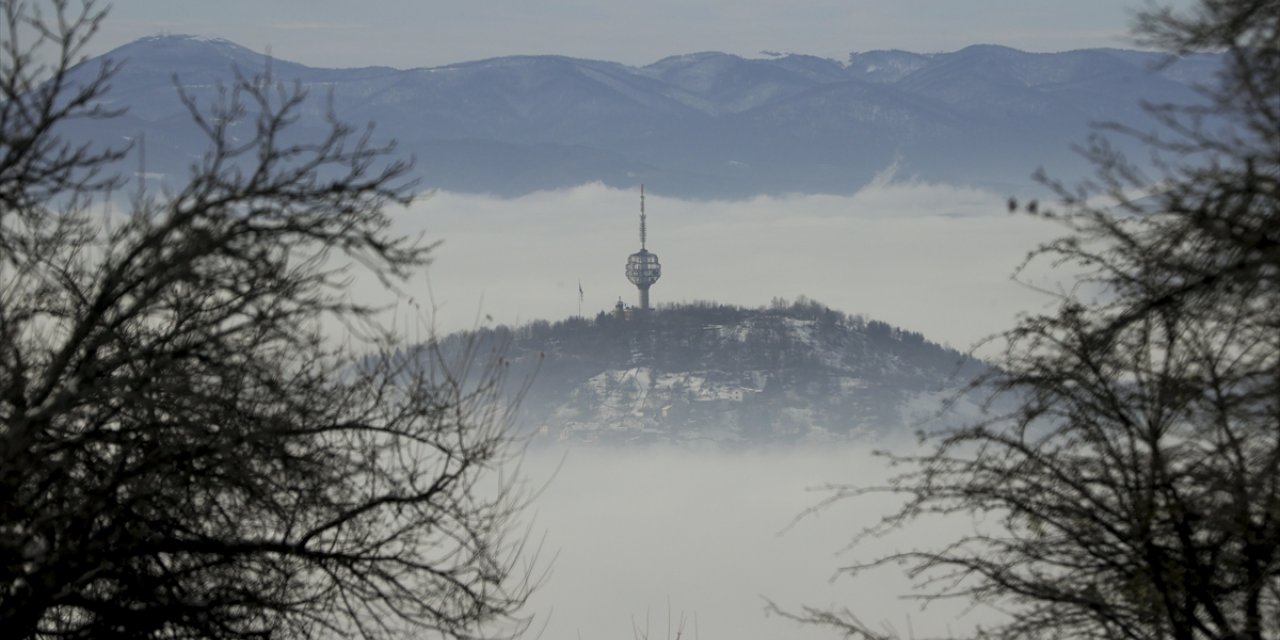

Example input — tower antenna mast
[640,184,647,249]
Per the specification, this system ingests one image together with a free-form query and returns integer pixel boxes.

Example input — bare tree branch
[0,2,536,639]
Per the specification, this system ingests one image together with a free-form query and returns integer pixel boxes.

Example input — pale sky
[92,0,1191,69]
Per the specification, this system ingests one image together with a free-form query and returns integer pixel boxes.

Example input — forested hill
[435,300,989,445]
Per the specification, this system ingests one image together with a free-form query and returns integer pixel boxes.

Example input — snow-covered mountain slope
[437,301,990,445]
[68,36,1219,199]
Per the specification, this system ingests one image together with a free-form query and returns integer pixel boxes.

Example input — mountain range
[67,35,1220,199]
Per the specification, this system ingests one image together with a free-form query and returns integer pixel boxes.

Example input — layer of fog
[375,176,1068,356]
[516,444,998,640]
[342,178,1068,637]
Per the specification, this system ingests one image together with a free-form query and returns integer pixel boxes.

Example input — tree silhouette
[0,2,534,638]
[787,1,1280,639]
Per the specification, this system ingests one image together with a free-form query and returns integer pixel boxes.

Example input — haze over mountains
[73,35,1218,199]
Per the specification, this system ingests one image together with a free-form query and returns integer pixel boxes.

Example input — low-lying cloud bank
[325,179,1050,636]
[366,179,1066,353]
[517,444,997,640]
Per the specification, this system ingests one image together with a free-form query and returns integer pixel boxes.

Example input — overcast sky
[92,0,1192,69]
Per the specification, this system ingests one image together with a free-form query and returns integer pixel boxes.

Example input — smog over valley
[9,1,1279,640]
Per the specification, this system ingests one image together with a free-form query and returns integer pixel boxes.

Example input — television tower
[625,184,661,311]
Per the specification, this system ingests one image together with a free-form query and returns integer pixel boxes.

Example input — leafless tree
[785,1,1280,639]
[0,2,535,638]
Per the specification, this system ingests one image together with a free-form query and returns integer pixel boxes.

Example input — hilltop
[436,300,989,445]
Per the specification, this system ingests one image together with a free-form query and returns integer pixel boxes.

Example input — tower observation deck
[625,185,661,311]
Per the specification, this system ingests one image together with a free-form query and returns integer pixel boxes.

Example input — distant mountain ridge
[438,300,989,445]
[70,36,1220,199]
